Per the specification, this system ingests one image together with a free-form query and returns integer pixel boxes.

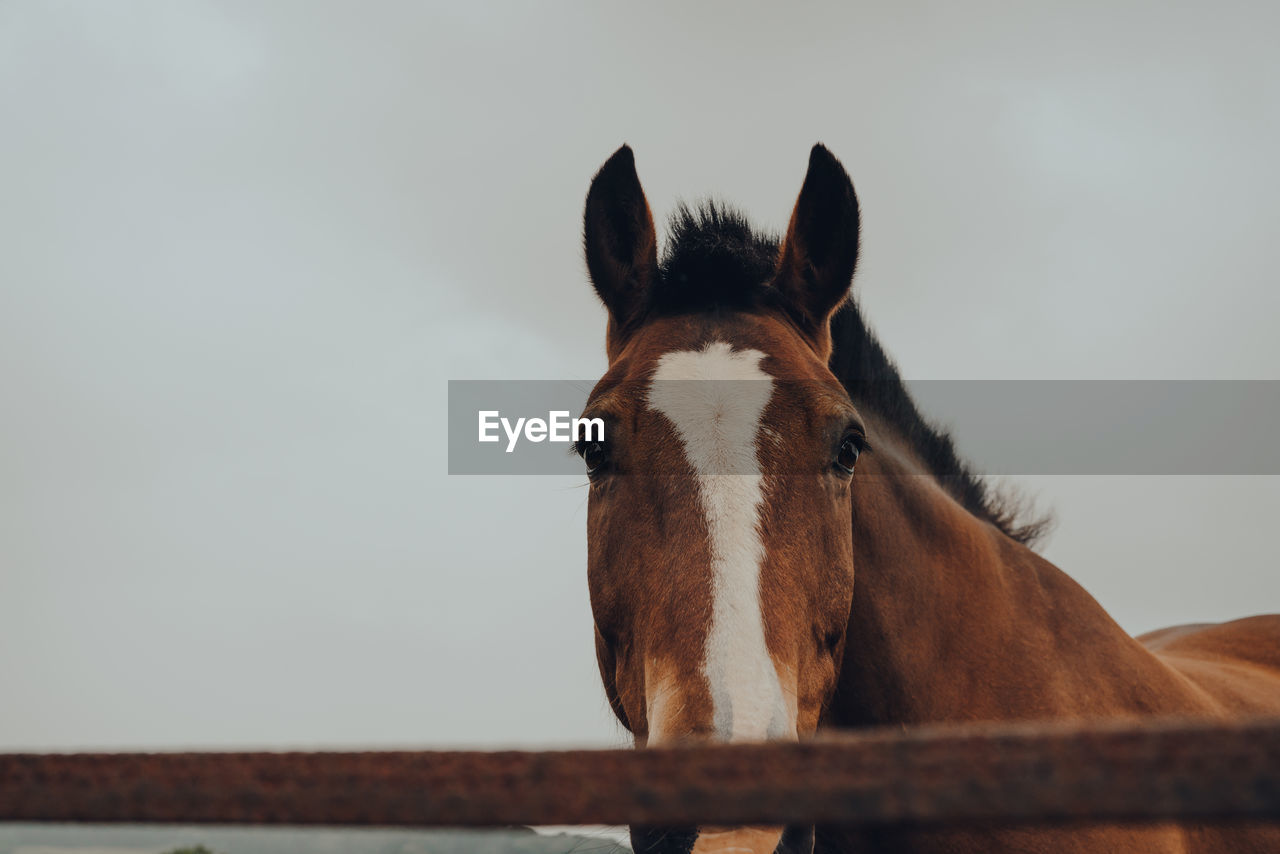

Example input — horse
[575,143,1280,854]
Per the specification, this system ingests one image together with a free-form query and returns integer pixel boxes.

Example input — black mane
[656,201,1051,547]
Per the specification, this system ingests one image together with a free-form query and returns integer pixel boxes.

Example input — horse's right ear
[583,145,658,331]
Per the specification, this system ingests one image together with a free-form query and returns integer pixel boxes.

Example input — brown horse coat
[578,144,1280,854]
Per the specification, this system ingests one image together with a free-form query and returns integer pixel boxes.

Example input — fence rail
[3,716,1279,829]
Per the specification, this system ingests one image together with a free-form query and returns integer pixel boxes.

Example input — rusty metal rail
[2,717,1279,828]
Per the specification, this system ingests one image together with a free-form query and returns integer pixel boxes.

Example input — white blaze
[646,342,791,742]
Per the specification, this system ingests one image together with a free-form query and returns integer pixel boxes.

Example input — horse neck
[829,415,1192,727]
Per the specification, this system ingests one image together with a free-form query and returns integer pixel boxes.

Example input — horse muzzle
[631,825,813,854]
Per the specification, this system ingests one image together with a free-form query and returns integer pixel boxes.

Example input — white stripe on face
[646,341,792,743]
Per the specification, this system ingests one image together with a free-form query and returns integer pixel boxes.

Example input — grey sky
[1,1,1278,751]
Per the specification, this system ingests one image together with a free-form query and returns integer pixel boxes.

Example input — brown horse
[576,144,1280,854]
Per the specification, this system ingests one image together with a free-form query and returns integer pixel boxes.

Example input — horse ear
[584,145,658,330]
[774,144,860,334]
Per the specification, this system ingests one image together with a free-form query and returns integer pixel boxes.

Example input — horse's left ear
[773,144,861,336]
[583,145,658,333]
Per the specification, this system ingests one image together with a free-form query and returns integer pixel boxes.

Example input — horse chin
[691,827,783,854]
[631,825,813,854]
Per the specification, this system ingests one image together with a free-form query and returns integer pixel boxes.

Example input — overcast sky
[2,1,1278,751]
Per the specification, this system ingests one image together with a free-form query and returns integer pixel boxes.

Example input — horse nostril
[775,825,815,854]
[630,825,698,854]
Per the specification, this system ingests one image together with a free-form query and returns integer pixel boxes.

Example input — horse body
[576,144,1280,854]
[826,404,1280,853]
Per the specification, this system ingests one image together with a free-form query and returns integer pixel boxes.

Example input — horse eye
[835,436,862,474]
[578,440,610,475]
[824,628,844,653]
